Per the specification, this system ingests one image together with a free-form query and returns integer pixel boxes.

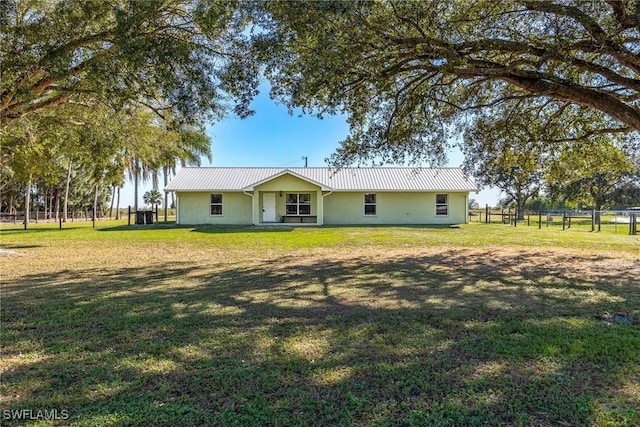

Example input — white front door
[262,193,276,222]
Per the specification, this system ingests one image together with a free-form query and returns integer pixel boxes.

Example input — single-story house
[164,167,479,226]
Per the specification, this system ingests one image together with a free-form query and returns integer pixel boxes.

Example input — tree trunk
[115,186,121,220]
[152,169,159,192]
[517,198,526,221]
[54,188,60,221]
[24,176,32,229]
[134,158,139,212]
[108,184,116,219]
[63,159,72,222]
[48,191,54,219]
[93,183,98,228]
[48,192,53,219]
[594,200,603,223]
[163,166,169,222]
[43,188,49,219]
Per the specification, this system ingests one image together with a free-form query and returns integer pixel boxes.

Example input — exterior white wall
[176,190,470,225]
[323,192,469,225]
[176,192,252,225]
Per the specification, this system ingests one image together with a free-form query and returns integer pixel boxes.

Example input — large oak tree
[254,0,640,164]
[0,0,258,129]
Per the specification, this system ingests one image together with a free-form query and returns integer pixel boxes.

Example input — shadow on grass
[0,227,67,235]
[98,224,460,234]
[0,224,107,234]
[192,225,296,234]
[0,243,44,249]
[97,223,181,232]
[97,224,298,234]
[2,250,639,426]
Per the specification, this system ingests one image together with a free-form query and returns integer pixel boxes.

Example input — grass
[1,220,639,426]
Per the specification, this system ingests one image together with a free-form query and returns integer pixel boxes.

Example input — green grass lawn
[1,221,639,426]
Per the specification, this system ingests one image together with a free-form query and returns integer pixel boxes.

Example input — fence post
[591,209,595,232]
[562,210,566,230]
[538,211,542,229]
[128,206,131,226]
[486,204,490,223]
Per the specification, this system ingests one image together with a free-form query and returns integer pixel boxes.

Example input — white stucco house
[164,167,479,226]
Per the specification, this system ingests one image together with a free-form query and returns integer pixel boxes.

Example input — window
[210,194,223,215]
[435,194,448,216]
[364,193,377,216]
[286,193,311,215]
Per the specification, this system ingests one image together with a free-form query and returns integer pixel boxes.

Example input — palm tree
[143,189,162,208]
[116,108,167,211]
[110,108,211,220]
[158,126,212,221]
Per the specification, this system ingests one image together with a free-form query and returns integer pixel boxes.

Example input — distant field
[1,221,639,426]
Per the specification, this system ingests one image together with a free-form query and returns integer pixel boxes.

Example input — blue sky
[121,84,501,208]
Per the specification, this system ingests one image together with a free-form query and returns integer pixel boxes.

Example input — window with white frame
[286,193,311,215]
[210,194,223,215]
[435,194,448,216]
[364,193,377,216]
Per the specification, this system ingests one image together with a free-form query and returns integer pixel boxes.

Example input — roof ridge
[180,166,463,170]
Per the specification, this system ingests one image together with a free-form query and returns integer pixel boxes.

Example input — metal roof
[164,167,479,192]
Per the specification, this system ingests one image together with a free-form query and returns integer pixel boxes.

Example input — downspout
[321,190,333,226]
[243,190,255,225]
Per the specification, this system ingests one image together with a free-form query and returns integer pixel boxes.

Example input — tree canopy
[0,0,258,129]
[1,0,226,222]
[3,0,640,219]
[253,0,640,165]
